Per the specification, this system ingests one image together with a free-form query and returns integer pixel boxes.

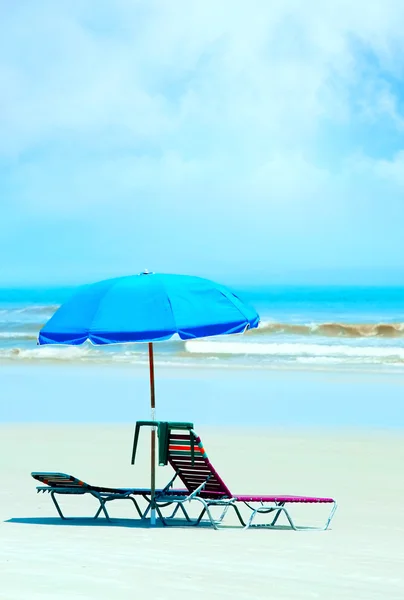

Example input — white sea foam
[0,346,94,361]
[0,332,38,340]
[0,305,58,325]
[0,345,153,364]
[1,339,404,368]
[184,340,404,361]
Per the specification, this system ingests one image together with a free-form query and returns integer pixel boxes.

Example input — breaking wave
[184,341,404,363]
[0,332,38,340]
[0,305,59,315]
[1,341,404,368]
[248,321,404,338]
[0,346,168,364]
[0,346,108,362]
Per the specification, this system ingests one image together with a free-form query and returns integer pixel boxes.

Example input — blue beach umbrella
[38,271,260,522]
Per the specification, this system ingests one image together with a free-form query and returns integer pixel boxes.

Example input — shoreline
[1,362,403,427]
[1,356,404,376]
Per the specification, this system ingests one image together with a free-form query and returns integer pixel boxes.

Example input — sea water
[1,285,404,370]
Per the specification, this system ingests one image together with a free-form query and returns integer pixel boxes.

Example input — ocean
[1,285,404,370]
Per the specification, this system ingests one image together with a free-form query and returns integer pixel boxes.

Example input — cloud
[1,0,404,283]
[2,0,404,159]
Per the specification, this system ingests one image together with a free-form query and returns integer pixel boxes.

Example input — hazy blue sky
[1,1,404,286]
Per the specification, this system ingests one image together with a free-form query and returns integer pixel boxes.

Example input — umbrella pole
[148,342,156,525]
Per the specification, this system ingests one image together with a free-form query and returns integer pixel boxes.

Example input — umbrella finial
[141,269,152,275]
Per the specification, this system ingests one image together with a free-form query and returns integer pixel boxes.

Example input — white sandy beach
[1,427,404,598]
[1,365,404,598]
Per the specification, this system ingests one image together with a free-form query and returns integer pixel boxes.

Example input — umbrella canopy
[38,272,259,345]
[38,272,260,524]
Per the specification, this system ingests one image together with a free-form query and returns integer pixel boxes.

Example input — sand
[2,363,404,427]
[1,422,404,599]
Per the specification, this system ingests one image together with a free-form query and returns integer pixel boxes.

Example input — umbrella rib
[218,289,253,328]
[165,294,179,337]
[86,283,125,344]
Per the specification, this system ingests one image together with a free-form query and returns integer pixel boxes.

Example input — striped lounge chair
[140,424,338,530]
[31,421,196,521]
[31,472,188,521]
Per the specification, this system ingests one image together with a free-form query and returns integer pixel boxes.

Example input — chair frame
[32,421,337,530]
[35,485,144,521]
[146,474,338,530]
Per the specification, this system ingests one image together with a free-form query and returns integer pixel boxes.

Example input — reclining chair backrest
[167,429,232,498]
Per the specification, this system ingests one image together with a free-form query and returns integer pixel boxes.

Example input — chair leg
[154,498,218,529]
[96,495,145,520]
[91,493,110,520]
[246,504,296,529]
[168,503,181,519]
[154,503,167,525]
[142,503,151,519]
[245,502,338,531]
[279,507,296,529]
[138,495,169,524]
[217,503,232,523]
[163,501,188,521]
[322,501,338,531]
[48,491,146,522]
[93,502,111,520]
[128,496,144,519]
[274,501,337,531]
[177,503,192,522]
[270,506,284,527]
[50,492,66,519]
[93,504,103,519]
[194,500,247,528]
[192,498,219,530]
[195,505,207,525]
[151,501,191,524]
[203,501,246,527]
[226,503,246,527]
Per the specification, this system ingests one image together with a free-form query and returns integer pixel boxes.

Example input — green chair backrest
[131,420,194,466]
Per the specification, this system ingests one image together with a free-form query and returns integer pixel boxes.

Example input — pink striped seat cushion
[234,495,335,503]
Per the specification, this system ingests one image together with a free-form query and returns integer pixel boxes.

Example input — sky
[1,0,404,287]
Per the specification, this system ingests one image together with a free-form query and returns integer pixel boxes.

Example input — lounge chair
[31,421,196,521]
[32,422,337,530]
[32,472,145,520]
[132,422,338,530]
[31,472,188,521]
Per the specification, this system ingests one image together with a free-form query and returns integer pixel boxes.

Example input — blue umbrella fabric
[38,272,259,345]
[38,272,260,524]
